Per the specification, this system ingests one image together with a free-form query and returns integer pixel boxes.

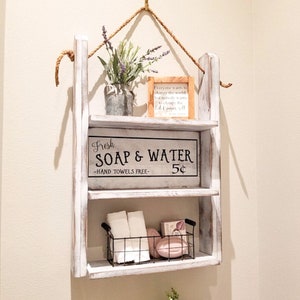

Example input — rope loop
[55,50,75,86]
[220,81,233,88]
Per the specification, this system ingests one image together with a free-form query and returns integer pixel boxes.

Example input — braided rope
[147,7,205,74]
[55,50,75,86]
[54,7,145,86]
[87,7,145,60]
[54,3,232,88]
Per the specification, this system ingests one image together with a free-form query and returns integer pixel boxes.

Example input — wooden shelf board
[89,115,218,131]
[88,188,219,200]
[87,254,220,279]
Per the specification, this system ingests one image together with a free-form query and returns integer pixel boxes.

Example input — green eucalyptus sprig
[98,26,170,86]
[167,288,179,300]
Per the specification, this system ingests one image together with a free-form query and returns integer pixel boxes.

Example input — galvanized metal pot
[104,84,134,116]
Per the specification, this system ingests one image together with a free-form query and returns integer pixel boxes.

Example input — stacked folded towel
[107,210,150,263]
[128,211,150,263]
[107,211,135,263]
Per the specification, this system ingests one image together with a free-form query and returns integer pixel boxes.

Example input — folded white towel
[128,211,150,263]
[107,211,135,263]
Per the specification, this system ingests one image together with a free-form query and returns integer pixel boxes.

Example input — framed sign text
[148,76,194,119]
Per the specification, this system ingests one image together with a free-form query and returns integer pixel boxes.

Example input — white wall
[0,0,4,290]
[254,0,300,299]
[0,0,282,299]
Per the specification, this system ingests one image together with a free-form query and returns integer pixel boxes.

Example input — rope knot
[145,0,149,10]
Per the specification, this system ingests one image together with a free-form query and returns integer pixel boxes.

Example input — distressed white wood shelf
[89,115,218,131]
[87,254,220,279]
[88,187,219,200]
[72,35,222,279]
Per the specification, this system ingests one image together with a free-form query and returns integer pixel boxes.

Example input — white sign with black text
[88,127,200,190]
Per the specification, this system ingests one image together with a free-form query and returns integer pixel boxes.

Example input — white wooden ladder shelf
[72,35,222,279]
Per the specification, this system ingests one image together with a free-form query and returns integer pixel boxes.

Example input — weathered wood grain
[87,255,220,279]
[198,53,222,259]
[88,187,219,200]
[89,115,217,131]
[72,35,89,277]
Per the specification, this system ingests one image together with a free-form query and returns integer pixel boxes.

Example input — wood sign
[148,77,194,119]
[88,127,200,190]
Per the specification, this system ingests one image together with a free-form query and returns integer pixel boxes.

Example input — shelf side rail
[198,53,222,261]
[72,35,89,277]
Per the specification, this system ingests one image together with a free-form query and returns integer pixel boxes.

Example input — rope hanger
[55,0,232,88]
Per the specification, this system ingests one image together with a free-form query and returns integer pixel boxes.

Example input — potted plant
[98,26,170,116]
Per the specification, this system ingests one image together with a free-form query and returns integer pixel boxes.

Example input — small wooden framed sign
[148,76,194,119]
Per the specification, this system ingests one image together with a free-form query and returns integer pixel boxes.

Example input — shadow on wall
[54,87,72,170]
[222,103,248,198]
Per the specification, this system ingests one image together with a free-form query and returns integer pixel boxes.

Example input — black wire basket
[101,218,196,266]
